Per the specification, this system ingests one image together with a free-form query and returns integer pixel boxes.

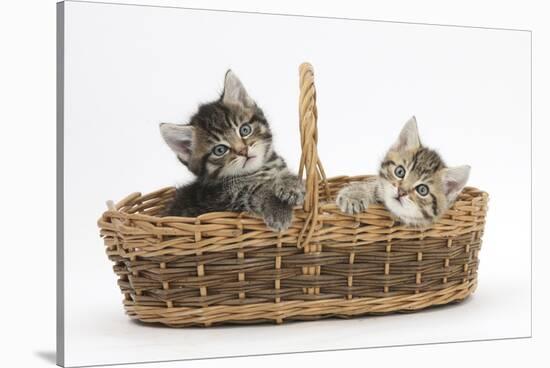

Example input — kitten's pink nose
[236,146,248,157]
[397,187,407,198]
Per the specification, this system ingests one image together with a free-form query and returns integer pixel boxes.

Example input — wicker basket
[98,63,489,327]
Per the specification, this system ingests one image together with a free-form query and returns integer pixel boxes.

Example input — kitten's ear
[391,116,421,151]
[222,70,255,108]
[160,123,194,164]
[442,165,471,203]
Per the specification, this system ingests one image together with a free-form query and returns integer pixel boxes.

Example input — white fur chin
[240,155,263,173]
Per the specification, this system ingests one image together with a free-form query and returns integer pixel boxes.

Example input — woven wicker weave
[98,63,489,327]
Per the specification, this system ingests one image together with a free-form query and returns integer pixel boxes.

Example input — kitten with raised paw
[336,117,470,227]
[160,70,305,232]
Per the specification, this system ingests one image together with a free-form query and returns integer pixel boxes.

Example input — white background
[61,2,530,366]
[1,1,549,368]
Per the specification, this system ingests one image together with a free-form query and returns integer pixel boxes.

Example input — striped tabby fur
[336,117,470,227]
[160,70,304,231]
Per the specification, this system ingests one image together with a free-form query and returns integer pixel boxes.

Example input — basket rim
[101,174,488,220]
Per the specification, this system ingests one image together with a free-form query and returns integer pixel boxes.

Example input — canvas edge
[56,1,65,367]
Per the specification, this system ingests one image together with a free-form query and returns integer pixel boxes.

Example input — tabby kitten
[160,70,305,231]
[336,117,470,226]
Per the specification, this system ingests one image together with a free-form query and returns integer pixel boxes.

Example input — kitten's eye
[212,144,229,156]
[416,184,429,196]
[394,165,406,178]
[239,123,252,137]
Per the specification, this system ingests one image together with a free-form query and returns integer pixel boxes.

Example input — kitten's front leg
[272,173,305,207]
[336,180,379,215]
[247,184,294,232]
[262,196,294,232]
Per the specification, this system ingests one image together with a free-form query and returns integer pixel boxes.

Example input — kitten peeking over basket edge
[159,70,305,231]
[336,117,470,227]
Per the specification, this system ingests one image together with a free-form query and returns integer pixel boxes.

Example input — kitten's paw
[273,178,305,206]
[336,187,369,215]
[263,204,293,232]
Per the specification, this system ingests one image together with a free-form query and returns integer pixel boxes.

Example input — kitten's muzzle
[397,187,407,198]
[235,146,248,157]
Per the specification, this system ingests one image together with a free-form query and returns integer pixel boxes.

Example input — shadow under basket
[98,63,489,327]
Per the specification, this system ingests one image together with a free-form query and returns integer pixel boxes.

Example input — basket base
[122,279,477,327]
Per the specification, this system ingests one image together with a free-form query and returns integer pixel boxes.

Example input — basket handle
[297,63,329,248]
